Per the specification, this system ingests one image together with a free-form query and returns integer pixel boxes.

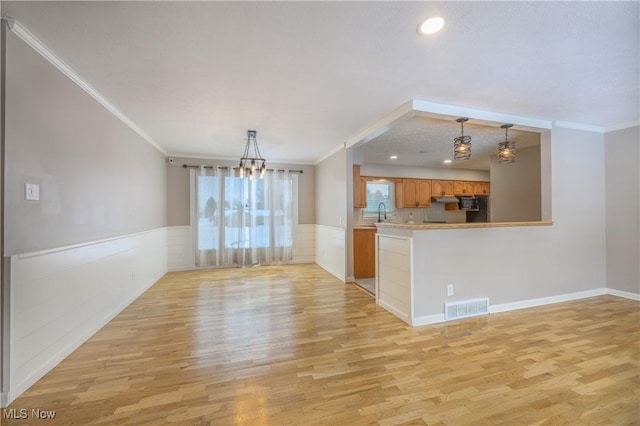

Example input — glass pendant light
[454,117,472,160]
[498,124,516,164]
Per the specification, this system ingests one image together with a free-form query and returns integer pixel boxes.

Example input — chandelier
[498,124,516,164]
[453,117,472,160]
[238,130,266,180]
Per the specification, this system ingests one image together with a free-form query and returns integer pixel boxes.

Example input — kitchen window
[364,180,395,217]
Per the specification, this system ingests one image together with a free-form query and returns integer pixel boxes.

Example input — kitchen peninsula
[374,220,553,327]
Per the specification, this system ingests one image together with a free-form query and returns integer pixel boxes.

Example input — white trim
[605,121,640,133]
[344,98,554,154]
[607,288,640,301]
[411,313,446,327]
[346,276,355,283]
[553,120,606,133]
[168,152,315,166]
[315,143,346,165]
[412,99,553,130]
[490,288,607,314]
[8,20,166,156]
[378,299,411,325]
[409,288,637,327]
[15,228,165,259]
[315,223,346,231]
[315,260,345,282]
[345,100,416,149]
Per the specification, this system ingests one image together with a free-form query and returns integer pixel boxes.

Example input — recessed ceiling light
[443,159,452,164]
[390,155,398,160]
[417,17,445,35]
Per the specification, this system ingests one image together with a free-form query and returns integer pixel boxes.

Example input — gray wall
[166,157,316,226]
[4,30,167,255]
[315,148,347,228]
[605,126,640,293]
[490,145,542,222]
[407,125,607,316]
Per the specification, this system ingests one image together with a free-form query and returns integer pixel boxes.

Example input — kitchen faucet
[378,202,387,223]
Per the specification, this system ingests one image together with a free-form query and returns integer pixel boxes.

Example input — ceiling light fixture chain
[498,123,516,164]
[453,117,472,160]
[238,130,266,180]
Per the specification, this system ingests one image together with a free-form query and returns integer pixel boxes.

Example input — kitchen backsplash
[354,203,466,226]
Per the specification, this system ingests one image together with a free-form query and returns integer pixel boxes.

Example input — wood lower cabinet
[354,228,376,278]
[402,179,431,207]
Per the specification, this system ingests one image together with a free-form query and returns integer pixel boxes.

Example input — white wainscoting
[167,226,195,271]
[167,224,316,270]
[293,224,316,264]
[315,225,346,282]
[6,227,168,406]
[376,234,413,325]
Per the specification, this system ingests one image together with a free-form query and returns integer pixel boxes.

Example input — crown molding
[605,120,640,133]
[315,142,346,165]
[411,99,553,131]
[553,120,606,133]
[166,152,315,166]
[7,19,167,155]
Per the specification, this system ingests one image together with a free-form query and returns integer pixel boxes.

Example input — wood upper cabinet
[402,179,431,207]
[473,181,491,195]
[453,181,474,196]
[431,180,454,197]
[354,228,376,278]
[353,165,366,208]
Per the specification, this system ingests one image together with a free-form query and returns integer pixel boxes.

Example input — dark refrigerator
[466,196,489,222]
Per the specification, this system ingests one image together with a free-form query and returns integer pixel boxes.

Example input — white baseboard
[607,288,640,301]
[411,313,446,327]
[291,257,315,264]
[315,260,345,283]
[490,288,607,314]
[409,287,637,328]
[378,299,411,325]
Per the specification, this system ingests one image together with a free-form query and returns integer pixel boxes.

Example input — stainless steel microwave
[458,197,479,210]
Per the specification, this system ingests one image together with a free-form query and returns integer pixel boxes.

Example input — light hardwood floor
[5,264,639,425]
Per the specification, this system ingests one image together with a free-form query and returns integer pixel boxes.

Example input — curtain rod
[182,164,303,174]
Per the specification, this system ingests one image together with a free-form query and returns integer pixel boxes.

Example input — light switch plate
[25,183,40,201]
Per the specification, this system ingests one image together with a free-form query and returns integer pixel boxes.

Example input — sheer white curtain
[193,166,294,268]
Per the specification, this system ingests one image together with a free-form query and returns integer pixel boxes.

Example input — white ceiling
[3,1,638,165]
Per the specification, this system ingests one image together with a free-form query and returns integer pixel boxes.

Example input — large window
[194,168,295,267]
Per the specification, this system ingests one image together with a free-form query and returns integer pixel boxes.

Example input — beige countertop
[373,221,554,230]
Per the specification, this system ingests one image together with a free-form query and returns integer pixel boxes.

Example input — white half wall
[315,225,346,282]
[167,226,194,271]
[293,224,316,264]
[5,228,168,406]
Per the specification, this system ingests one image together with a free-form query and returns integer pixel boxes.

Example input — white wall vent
[444,298,490,320]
